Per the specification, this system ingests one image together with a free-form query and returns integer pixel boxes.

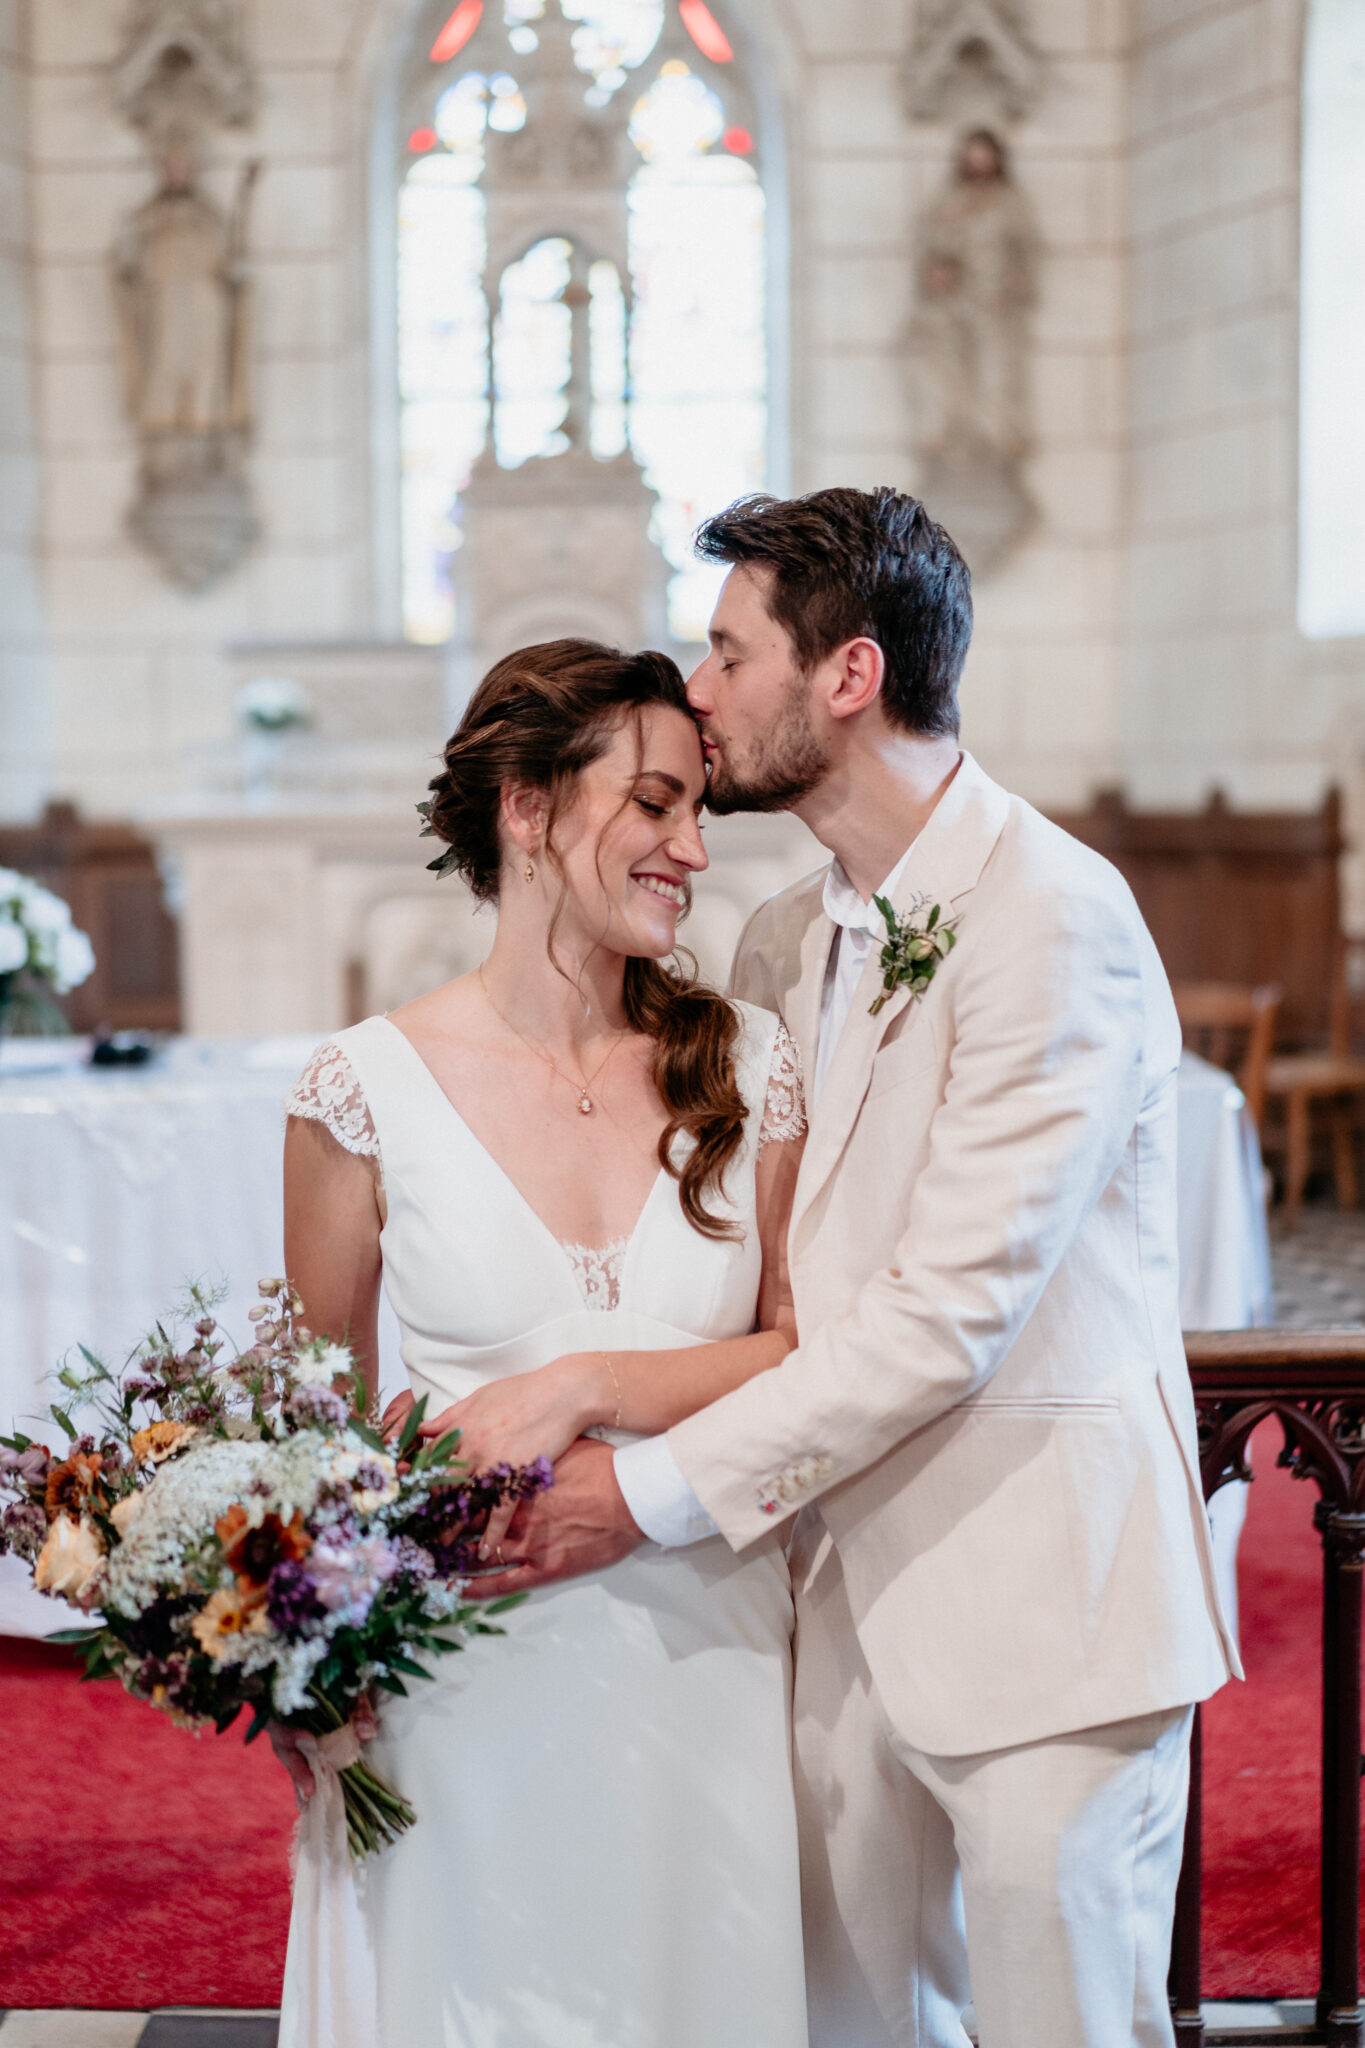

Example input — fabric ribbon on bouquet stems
[278,1725,381,2048]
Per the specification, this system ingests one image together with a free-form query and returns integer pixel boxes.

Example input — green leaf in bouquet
[477,1594,527,1616]
[396,1395,428,1458]
[347,1417,387,1455]
[77,1345,113,1382]
[386,1652,433,1680]
[45,1626,105,1645]
[468,1621,508,1637]
[375,1673,409,1696]
[412,1427,462,1471]
[213,1704,242,1734]
[0,1431,33,1451]
[243,1700,273,1746]
[51,1407,76,1441]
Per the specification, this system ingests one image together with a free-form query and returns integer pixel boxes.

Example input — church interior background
[4,0,1363,1037]
[6,5,1365,2041]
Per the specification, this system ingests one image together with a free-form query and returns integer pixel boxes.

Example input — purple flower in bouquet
[267,1558,328,1637]
[1,1499,48,1559]
[120,1592,197,1661]
[400,1458,554,1576]
[308,1537,399,1626]
[0,1445,51,1490]
[390,1536,435,1582]
[130,1652,193,1705]
[288,1385,348,1430]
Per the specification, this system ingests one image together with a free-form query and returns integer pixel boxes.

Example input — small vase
[0,970,72,1039]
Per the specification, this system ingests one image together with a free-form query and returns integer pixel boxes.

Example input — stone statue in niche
[907,128,1038,576]
[110,0,258,590]
[113,133,254,438]
[111,132,259,589]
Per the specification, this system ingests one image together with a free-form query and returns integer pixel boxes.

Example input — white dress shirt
[614,846,913,1547]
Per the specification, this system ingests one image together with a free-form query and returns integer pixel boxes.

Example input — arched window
[1299,0,1365,638]
[396,0,767,646]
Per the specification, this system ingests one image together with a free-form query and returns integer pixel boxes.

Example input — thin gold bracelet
[603,1354,623,1431]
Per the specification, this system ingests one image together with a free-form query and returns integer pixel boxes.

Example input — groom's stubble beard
[703,676,831,815]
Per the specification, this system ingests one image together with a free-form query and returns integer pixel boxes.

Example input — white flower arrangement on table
[0,1280,552,1860]
[235,675,312,734]
[0,869,96,1035]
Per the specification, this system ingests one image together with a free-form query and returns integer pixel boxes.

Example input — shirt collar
[821,844,914,935]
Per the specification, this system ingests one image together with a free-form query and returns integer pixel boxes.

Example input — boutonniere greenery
[869,896,959,1015]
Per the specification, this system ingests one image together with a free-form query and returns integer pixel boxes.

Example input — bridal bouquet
[0,1281,551,1859]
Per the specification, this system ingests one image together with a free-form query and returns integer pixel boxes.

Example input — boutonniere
[869,896,959,1015]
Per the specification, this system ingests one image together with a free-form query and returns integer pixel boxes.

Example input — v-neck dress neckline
[377,1013,670,1304]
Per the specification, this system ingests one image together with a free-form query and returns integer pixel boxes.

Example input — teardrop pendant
[579,1093,593,1115]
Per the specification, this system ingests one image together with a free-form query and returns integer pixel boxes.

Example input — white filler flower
[0,915,26,975]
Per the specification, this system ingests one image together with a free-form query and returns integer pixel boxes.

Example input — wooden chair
[1172,981,1282,1133]
[1260,940,1365,1229]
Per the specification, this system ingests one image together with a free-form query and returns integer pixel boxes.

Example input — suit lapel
[790,752,1012,1240]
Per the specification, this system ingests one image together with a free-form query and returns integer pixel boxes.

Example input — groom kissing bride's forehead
[498,482,1237,2048]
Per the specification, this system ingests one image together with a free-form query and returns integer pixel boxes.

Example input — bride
[273,639,810,2048]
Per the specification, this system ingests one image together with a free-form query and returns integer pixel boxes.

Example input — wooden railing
[1173,1332,1365,2047]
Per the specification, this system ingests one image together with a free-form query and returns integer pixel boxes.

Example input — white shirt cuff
[614,1435,719,1548]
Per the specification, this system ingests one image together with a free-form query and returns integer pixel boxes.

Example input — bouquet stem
[337,1759,417,1859]
[296,1688,416,1860]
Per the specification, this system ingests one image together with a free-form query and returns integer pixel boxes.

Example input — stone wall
[0,0,48,815]
[1124,0,1365,870]
[0,0,1133,825]
[17,0,382,818]
[1,0,1361,877]
[796,0,1129,811]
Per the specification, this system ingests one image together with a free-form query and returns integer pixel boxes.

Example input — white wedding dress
[277,1003,809,2048]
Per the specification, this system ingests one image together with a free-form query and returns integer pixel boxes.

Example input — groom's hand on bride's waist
[469,1437,643,1597]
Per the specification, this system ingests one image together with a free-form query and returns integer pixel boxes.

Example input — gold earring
[524,858,535,884]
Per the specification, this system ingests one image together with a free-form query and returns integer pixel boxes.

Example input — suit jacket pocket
[969,1395,1122,1416]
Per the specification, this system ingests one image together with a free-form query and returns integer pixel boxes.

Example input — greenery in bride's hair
[416,798,461,880]
[869,897,960,1015]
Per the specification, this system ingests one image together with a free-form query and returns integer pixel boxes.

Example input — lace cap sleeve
[283,1041,380,1162]
[756,1020,807,1156]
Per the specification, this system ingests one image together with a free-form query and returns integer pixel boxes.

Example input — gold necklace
[478,966,624,1116]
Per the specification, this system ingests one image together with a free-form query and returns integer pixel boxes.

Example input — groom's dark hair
[694,487,972,738]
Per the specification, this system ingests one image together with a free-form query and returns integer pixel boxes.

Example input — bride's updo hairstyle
[422,637,746,1240]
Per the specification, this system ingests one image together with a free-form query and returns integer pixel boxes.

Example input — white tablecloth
[1175,1049,1274,1642]
[0,1040,1271,1638]
[0,1035,403,1634]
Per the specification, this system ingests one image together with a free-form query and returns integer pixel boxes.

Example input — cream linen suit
[666,752,1240,2048]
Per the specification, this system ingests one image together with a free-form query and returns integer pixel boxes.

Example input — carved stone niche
[113,0,252,141]
[903,0,1043,129]
[447,444,669,722]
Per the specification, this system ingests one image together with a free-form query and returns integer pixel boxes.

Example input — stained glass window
[397,0,766,645]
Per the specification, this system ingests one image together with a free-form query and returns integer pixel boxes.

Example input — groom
[486,486,1239,2047]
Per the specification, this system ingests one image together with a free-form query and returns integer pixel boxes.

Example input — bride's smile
[537,705,709,966]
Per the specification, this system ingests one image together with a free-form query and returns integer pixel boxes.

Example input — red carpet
[0,1419,1347,2006]
[1201,1416,1338,1997]
[0,1635,294,2008]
